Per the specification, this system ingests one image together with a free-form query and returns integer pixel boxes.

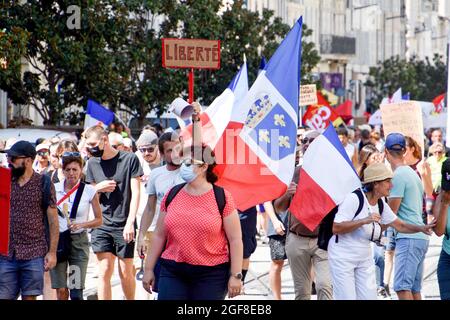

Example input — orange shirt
[160,187,236,266]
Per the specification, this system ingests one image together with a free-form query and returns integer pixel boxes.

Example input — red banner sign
[0,167,11,256]
[162,38,221,70]
[302,105,344,131]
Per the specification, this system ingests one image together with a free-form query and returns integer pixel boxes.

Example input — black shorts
[91,228,135,259]
[239,207,257,259]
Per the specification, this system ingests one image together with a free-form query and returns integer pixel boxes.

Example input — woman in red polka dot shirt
[142,145,243,300]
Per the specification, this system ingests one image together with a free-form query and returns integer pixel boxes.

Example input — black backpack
[165,183,226,216]
[317,189,384,251]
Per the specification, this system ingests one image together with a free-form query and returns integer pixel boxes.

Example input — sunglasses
[301,138,315,145]
[62,151,81,158]
[37,151,49,156]
[139,147,156,154]
[182,158,205,166]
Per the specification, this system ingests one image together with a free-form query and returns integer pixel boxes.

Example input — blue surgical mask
[180,163,198,183]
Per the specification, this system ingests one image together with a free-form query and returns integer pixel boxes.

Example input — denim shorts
[0,256,45,299]
[385,227,397,251]
[393,238,429,293]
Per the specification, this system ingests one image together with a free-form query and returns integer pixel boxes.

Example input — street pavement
[76,233,443,300]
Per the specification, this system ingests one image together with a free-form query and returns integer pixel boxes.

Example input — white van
[128,110,181,134]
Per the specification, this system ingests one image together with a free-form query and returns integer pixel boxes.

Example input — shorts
[385,227,397,251]
[91,227,135,259]
[49,232,90,289]
[393,238,429,293]
[0,256,44,299]
[239,208,257,259]
[269,236,287,261]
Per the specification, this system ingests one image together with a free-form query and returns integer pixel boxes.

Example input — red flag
[317,91,331,107]
[302,105,344,131]
[433,93,446,114]
[0,168,11,256]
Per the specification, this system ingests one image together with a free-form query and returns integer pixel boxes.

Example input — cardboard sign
[380,101,425,154]
[162,38,221,69]
[0,167,11,256]
[302,105,344,131]
[300,85,318,106]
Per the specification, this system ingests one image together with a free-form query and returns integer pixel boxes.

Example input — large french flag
[289,125,362,231]
[180,61,249,149]
[214,17,303,211]
[84,99,115,129]
[0,167,11,256]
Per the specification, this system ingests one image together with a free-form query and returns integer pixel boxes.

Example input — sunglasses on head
[139,146,156,154]
[62,151,81,158]
[182,158,205,166]
[301,138,315,145]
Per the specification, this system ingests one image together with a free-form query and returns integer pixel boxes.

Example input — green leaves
[366,55,447,111]
[0,0,320,127]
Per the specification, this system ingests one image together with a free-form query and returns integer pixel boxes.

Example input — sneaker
[377,287,388,298]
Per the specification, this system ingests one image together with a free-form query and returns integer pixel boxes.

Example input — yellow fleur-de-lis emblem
[259,130,270,143]
[274,114,286,127]
[279,136,290,148]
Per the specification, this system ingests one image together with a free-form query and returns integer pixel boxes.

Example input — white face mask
[180,163,198,183]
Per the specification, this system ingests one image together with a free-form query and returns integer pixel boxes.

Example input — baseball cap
[36,143,51,152]
[385,133,406,151]
[363,163,394,184]
[1,140,37,158]
[441,159,450,191]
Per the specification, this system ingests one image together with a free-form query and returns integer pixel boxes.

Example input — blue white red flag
[215,17,303,210]
[84,99,115,129]
[180,60,249,149]
[289,125,362,231]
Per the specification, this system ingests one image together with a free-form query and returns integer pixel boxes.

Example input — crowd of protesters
[1,117,449,301]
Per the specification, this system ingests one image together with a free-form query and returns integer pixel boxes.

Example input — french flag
[214,17,303,211]
[84,99,115,129]
[180,60,249,149]
[0,167,11,256]
[289,125,362,231]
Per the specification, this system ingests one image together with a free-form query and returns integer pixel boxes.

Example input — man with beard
[0,141,59,300]
[138,132,184,298]
[84,126,143,300]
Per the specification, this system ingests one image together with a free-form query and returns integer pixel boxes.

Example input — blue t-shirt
[390,166,428,240]
[267,211,289,238]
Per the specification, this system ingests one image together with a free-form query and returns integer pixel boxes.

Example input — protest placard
[300,85,318,106]
[0,167,11,256]
[380,101,424,155]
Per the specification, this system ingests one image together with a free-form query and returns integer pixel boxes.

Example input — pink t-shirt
[160,186,236,266]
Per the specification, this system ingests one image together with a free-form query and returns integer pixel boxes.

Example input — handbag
[56,182,85,263]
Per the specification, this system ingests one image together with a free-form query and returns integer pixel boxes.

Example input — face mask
[9,163,26,179]
[180,163,198,183]
[88,144,104,158]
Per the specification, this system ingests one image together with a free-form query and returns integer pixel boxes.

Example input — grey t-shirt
[267,210,289,238]
[86,151,143,230]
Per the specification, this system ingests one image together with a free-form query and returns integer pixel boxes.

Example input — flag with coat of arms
[214,17,303,210]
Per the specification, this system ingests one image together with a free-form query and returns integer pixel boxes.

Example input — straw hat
[363,163,393,184]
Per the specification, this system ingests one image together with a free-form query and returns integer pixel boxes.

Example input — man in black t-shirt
[84,126,143,300]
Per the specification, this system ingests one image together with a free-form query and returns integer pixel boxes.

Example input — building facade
[244,0,450,115]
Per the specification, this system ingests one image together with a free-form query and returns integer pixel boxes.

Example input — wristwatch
[232,272,243,280]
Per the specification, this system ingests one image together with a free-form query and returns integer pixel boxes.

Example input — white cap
[35,143,51,152]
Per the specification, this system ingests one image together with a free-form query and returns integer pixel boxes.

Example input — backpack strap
[377,198,384,216]
[69,182,86,220]
[212,184,226,216]
[41,174,51,212]
[164,183,187,210]
[352,189,365,219]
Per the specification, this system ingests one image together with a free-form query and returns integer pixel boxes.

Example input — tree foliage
[365,54,447,111]
[0,0,321,127]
